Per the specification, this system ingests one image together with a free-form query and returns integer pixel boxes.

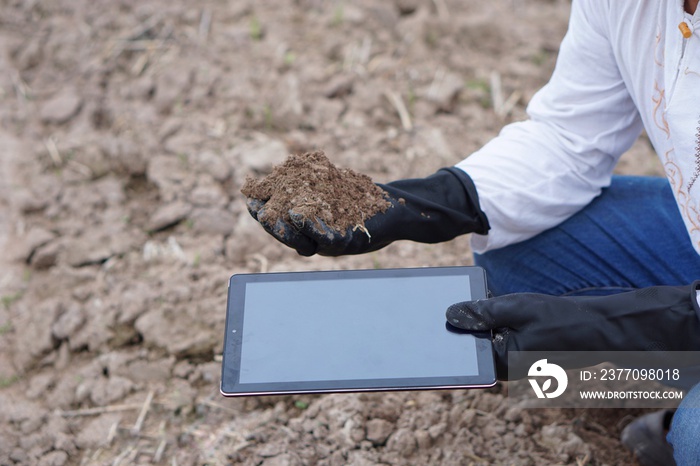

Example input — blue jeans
[668,382,700,465]
[475,176,700,296]
[474,176,700,465]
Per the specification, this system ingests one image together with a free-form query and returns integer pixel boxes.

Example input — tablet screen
[221,267,495,396]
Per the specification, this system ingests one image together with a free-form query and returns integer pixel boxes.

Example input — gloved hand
[246,167,489,256]
[446,283,700,380]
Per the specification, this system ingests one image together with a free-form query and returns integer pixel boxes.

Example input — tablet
[220,266,495,396]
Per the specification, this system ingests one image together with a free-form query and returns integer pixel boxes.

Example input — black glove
[446,283,700,380]
[246,167,489,256]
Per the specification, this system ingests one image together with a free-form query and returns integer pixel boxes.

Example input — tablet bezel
[220,266,496,397]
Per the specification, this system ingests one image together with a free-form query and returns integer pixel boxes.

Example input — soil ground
[0,0,664,464]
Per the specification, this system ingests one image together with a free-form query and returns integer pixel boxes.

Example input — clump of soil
[241,150,392,231]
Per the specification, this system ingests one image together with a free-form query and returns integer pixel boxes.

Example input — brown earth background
[0,0,665,464]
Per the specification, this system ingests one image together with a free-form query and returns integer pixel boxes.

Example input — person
[245,1,700,464]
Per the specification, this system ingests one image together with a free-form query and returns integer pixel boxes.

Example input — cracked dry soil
[0,0,662,464]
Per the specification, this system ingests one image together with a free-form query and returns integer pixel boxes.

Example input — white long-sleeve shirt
[456,0,700,255]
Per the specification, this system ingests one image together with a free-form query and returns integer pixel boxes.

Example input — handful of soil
[241,151,392,232]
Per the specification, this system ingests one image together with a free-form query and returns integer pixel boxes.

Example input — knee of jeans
[667,385,700,460]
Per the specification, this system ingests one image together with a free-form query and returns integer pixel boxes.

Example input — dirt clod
[241,150,392,232]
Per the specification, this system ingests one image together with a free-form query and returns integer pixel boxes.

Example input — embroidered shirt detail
[689,116,700,193]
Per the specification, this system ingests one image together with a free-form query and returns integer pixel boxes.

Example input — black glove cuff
[378,167,490,245]
[441,167,491,235]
